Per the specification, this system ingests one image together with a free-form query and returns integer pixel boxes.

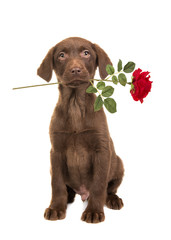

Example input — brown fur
[37,37,124,223]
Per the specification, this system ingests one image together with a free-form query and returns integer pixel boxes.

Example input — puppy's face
[37,37,112,88]
[53,38,97,88]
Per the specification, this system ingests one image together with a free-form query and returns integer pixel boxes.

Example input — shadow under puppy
[37,37,124,223]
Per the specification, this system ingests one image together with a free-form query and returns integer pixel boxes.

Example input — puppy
[37,37,124,223]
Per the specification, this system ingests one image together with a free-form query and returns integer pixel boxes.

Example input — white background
[1,0,171,239]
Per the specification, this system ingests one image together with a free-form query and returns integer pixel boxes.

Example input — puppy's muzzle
[63,63,90,88]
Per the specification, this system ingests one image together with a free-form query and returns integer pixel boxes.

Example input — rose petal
[140,71,150,78]
[132,68,142,81]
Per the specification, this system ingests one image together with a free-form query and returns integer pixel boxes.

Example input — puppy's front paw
[81,211,105,223]
[44,208,66,221]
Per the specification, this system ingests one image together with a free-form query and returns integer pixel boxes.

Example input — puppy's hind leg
[106,156,124,210]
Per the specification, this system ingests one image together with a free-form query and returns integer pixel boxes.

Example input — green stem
[89,79,104,101]
[13,70,126,90]
[90,78,113,82]
[105,75,112,80]
[12,82,62,90]
[104,70,123,80]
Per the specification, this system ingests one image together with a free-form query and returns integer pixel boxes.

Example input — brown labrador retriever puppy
[37,37,124,223]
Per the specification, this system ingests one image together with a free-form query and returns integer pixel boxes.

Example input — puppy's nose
[71,67,81,74]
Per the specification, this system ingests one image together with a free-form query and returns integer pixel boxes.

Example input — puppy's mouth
[64,80,89,88]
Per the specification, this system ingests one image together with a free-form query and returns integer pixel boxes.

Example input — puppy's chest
[66,144,92,188]
[67,97,85,131]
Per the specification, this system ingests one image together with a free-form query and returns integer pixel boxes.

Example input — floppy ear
[37,47,54,82]
[93,44,113,79]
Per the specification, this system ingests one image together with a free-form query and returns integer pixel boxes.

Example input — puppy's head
[37,37,112,88]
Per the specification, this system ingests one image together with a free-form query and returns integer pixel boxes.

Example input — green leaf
[117,59,122,72]
[123,62,135,73]
[97,81,105,90]
[112,75,118,85]
[94,95,103,112]
[86,85,97,93]
[118,73,127,86]
[104,98,117,113]
[102,86,114,97]
[106,64,115,75]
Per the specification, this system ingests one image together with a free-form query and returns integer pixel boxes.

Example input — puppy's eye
[58,52,65,60]
[84,50,90,56]
[81,50,90,58]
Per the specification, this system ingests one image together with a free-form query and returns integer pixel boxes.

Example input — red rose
[130,68,152,103]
